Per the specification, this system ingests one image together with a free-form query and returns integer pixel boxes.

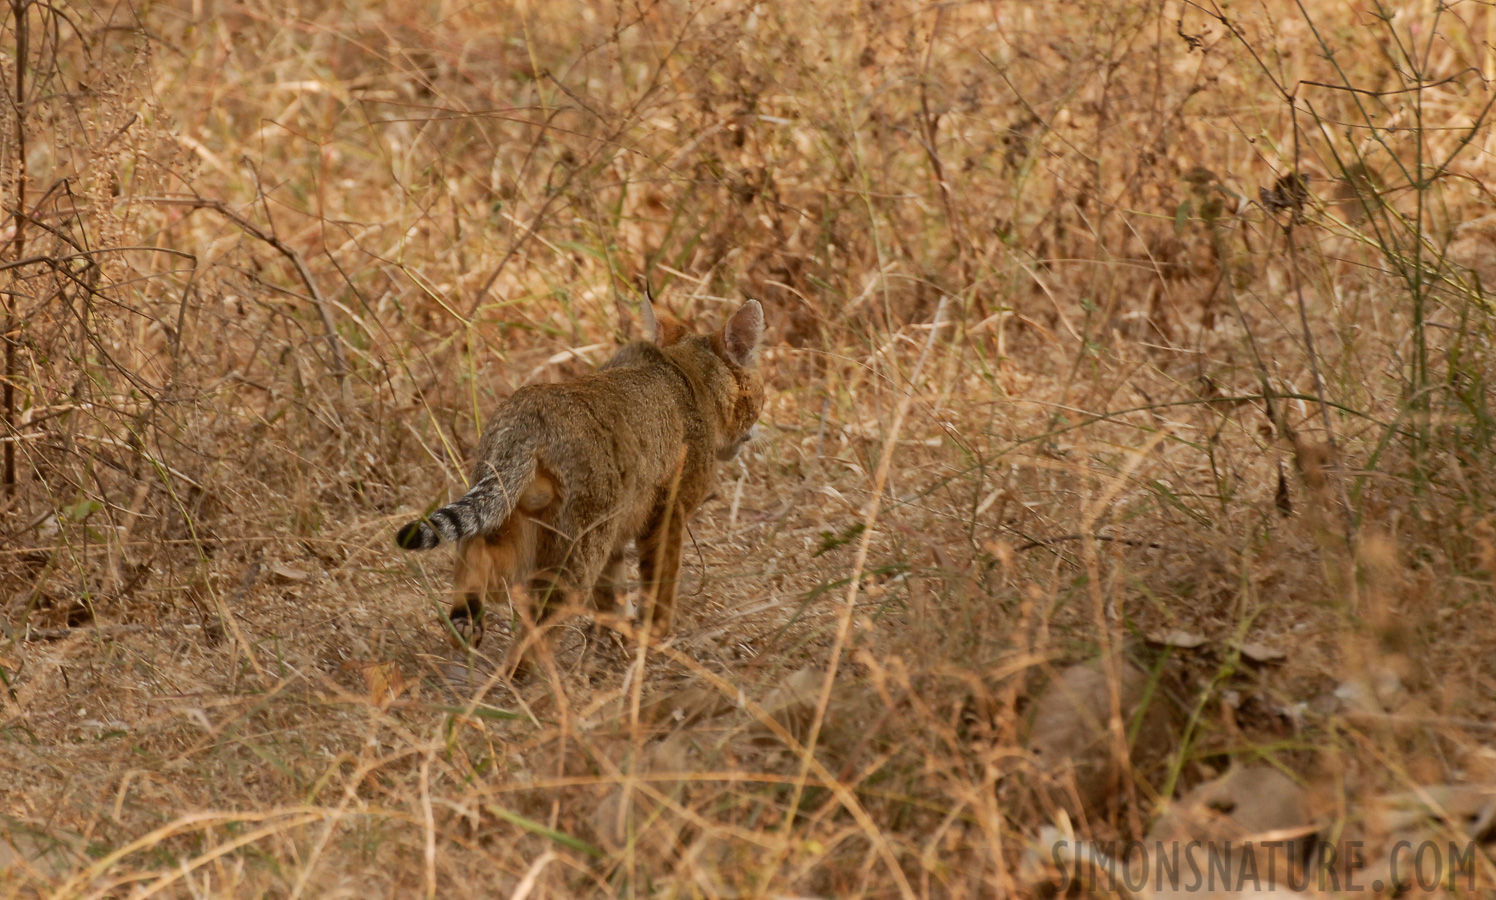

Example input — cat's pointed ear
[722,299,764,367]
[636,278,664,345]
[640,294,661,344]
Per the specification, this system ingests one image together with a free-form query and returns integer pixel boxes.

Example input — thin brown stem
[4,0,27,493]
[139,195,349,393]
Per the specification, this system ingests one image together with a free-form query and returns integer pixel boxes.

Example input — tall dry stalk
[2,0,26,494]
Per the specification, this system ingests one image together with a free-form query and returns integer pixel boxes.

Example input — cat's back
[478,345,689,481]
[544,343,689,424]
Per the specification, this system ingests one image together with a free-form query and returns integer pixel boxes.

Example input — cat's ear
[722,299,764,367]
[640,294,661,345]
[635,276,663,345]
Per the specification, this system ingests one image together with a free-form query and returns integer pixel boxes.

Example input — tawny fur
[396,299,766,672]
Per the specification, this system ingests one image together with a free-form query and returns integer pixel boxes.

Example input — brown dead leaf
[1026,652,1176,818]
[1147,767,1314,899]
[641,684,729,727]
[268,563,311,583]
[1324,783,1496,898]
[1368,783,1496,838]
[1149,629,1209,649]
[1034,820,1310,900]
[1291,436,1332,491]
[985,540,1014,571]
[1149,766,1313,845]
[0,821,86,880]
[1236,642,1287,664]
[591,731,695,853]
[343,660,406,705]
[757,666,822,743]
[1334,667,1407,715]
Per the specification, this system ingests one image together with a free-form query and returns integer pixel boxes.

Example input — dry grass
[2,0,1495,896]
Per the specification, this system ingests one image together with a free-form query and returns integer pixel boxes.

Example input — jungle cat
[395,299,766,670]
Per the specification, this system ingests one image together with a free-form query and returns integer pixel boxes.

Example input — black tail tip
[395,521,438,550]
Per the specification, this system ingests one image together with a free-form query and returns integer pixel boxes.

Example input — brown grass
[1,0,1494,896]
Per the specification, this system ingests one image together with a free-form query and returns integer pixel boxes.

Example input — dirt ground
[2,0,1495,897]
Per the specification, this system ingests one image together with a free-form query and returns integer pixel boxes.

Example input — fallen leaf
[434,652,499,696]
[1368,783,1496,837]
[1037,818,1311,900]
[1149,766,1314,845]
[1343,783,1496,894]
[1026,652,1176,817]
[641,685,729,727]
[343,660,405,705]
[1236,642,1287,664]
[370,663,406,704]
[1148,767,1315,899]
[1149,629,1209,649]
[757,666,822,742]
[591,731,695,853]
[1334,668,1406,714]
[0,824,87,880]
[268,563,311,583]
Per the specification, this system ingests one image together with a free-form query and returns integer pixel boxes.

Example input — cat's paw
[445,606,485,649]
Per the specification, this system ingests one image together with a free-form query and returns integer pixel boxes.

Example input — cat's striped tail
[395,454,538,550]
